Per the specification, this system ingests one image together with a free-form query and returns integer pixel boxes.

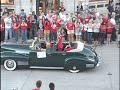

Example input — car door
[46,49,68,67]
[29,51,47,66]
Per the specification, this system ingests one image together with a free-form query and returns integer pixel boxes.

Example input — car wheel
[4,59,17,71]
[65,62,84,73]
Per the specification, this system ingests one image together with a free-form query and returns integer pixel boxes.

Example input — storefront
[36,0,60,15]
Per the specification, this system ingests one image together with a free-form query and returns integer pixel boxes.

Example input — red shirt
[21,22,28,30]
[44,22,51,30]
[66,22,75,30]
[100,24,107,33]
[32,88,41,90]
[78,16,83,23]
[58,35,63,49]
[27,16,32,28]
[56,18,62,27]
[102,17,109,25]
[0,22,5,32]
[51,23,57,32]
[107,22,113,33]
[84,17,90,23]
[12,21,19,30]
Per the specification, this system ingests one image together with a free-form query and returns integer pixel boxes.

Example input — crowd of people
[0,1,120,48]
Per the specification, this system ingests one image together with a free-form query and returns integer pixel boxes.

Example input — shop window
[97,4,104,8]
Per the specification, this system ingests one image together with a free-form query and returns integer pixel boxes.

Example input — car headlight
[88,58,95,62]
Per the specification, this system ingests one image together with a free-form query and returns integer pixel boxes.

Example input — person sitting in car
[64,42,74,51]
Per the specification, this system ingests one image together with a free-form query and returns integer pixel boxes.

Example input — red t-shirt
[21,22,28,30]
[51,24,57,32]
[56,18,62,28]
[12,21,19,30]
[44,22,51,30]
[66,22,75,30]
[27,16,32,28]
[84,17,90,23]
[100,24,107,33]
[102,17,109,25]
[32,88,41,90]
[0,22,5,32]
[78,16,83,23]
[107,23,113,33]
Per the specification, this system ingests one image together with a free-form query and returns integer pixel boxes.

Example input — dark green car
[1,41,100,73]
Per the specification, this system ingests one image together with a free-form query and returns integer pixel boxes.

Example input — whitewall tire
[4,59,17,71]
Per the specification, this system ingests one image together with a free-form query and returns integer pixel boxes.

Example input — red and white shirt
[66,22,75,30]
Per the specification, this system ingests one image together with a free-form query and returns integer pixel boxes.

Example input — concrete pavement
[1,43,119,90]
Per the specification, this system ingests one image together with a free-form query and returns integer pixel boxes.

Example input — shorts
[44,30,50,35]
[93,32,99,40]
[107,32,112,34]
[67,30,74,34]
[75,28,81,35]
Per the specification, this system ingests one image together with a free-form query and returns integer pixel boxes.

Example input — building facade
[1,0,119,15]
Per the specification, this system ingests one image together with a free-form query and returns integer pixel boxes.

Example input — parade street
[1,43,119,90]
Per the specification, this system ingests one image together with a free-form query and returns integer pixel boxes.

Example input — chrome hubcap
[6,61,14,68]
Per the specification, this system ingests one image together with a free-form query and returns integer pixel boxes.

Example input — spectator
[82,21,88,42]
[107,0,114,18]
[0,17,5,42]
[12,17,20,42]
[51,20,58,42]
[32,80,42,90]
[66,19,75,42]
[110,13,116,41]
[75,19,82,41]
[49,82,55,90]
[37,18,43,39]
[106,20,113,44]
[4,12,12,42]
[100,22,107,45]
[30,15,37,39]
[43,19,51,42]
[32,11,37,20]
[20,19,28,43]
[2,7,8,16]
[77,1,83,13]
[19,9,27,21]
[87,19,93,44]
[93,19,100,48]
[27,12,32,39]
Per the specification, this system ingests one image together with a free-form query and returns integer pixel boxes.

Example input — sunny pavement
[1,43,119,90]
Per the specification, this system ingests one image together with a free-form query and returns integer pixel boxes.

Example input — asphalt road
[1,43,119,90]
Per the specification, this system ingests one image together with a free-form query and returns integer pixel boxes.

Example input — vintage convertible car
[1,41,100,73]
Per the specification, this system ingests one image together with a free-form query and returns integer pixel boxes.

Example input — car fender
[65,56,89,64]
[1,52,29,65]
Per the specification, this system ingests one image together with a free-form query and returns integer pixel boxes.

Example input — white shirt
[110,18,116,26]
[4,17,12,28]
[87,23,93,32]
[59,13,66,22]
